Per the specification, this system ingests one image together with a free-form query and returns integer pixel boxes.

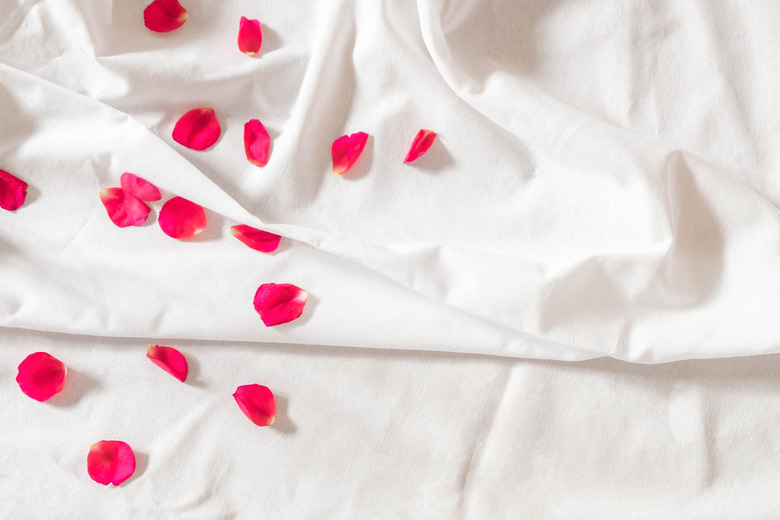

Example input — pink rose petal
[87,440,136,486]
[99,187,152,228]
[16,352,67,402]
[172,107,221,151]
[144,0,188,33]
[158,196,207,239]
[238,16,263,55]
[233,384,276,427]
[120,173,161,202]
[147,344,188,382]
[244,119,271,167]
[230,225,281,253]
[403,129,437,163]
[331,132,368,175]
[0,169,28,211]
[253,283,308,327]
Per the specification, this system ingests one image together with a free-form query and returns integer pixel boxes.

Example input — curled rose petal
[231,225,281,252]
[0,169,28,211]
[144,0,188,33]
[99,187,152,228]
[16,352,67,402]
[172,107,221,151]
[158,196,207,239]
[147,344,188,382]
[253,283,308,327]
[233,384,276,427]
[331,132,368,175]
[87,441,136,486]
[120,173,161,201]
[238,16,263,55]
[244,119,271,167]
[403,129,437,163]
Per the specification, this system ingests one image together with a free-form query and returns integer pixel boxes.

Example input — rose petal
[99,187,152,228]
[120,173,161,202]
[243,119,271,167]
[16,352,67,402]
[230,225,281,253]
[233,384,276,427]
[331,132,368,175]
[144,0,188,33]
[87,441,136,486]
[0,169,28,211]
[172,107,221,151]
[238,16,263,55]
[403,129,437,163]
[158,196,207,239]
[147,344,188,382]
[253,283,308,327]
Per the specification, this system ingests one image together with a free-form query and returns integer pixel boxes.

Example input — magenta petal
[147,344,188,382]
[158,196,207,239]
[233,384,276,426]
[253,283,308,327]
[244,119,271,167]
[331,132,368,175]
[121,173,161,201]
[99,188,151,227]
[238,16,263,55]
[0,169,28,211]
[16,352,67,402]
[144,0,188,33]
[230,225,281,252]
[87,440,136,486]
[404,129,437,163]
[172,107,221,151]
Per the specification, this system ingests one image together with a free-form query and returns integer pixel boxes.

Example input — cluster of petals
[0,169,28,211]
[99,173,160,228]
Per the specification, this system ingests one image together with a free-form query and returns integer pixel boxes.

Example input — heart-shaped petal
[233,384,276,427]
[238,16,263,55]
[144,0,188,33]
[253,283,308,326]
[230,225,281,252]
[244,119,271,167]
[331,132,368,175]
[0,169,28,211]
[147,344,188,382]
[99,187,152,227]
[120,173,161,201]
[158,196,207,239]
[87,440,136,486]
[404,129,437,163]
[16,352,67,402]
[172,107,221,151]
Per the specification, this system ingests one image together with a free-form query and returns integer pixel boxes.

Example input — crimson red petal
[0,169,28,211]
[231,225,281,252]
[87,441,136,486]
[404,129,437,163]
[99,187,151,227]
[120,173,161,201]
[158,196,206,239]
[172,107,221,151]
[253,283,308,326]
[237,16,263,55]
[147,344,188,382]
[331,132,368,175]
[144,0,188,33]
[233,384,276,426]
[243,119,271,167]
[16,352,67,402]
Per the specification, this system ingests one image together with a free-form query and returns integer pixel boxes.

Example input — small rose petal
[16,352,67,402]
[404,129,437,163]
[147,344,188,382]
[87,441,136,486]
[172,107,221,151]
[332,132,368,175]
[238,16,263,55]
[243,119,271,167]
[120,173,161,202]
[158,196,207,239]
[99,187,152,227]
[253,283,308,327]
[231,225,281,253]
[233,384,276,427]
[144,0,188,33]
[0,169,28,211]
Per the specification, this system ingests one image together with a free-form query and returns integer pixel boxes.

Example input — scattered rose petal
[158,196,207,239]
[16,352,67,402]
[253,283,308,326]
[0,169,28,211]
[120,173,161,201]
[231,225,281,253]
[243,119,271,167]
[99,187,152,228]
[87,441,136,486]
[331,132,368,175]
[147,344,188,382]
[144,0,188,33]
[172,107,221,151]
[237,16,263,55]
[404,129,437,163]
[233,384,276,427]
